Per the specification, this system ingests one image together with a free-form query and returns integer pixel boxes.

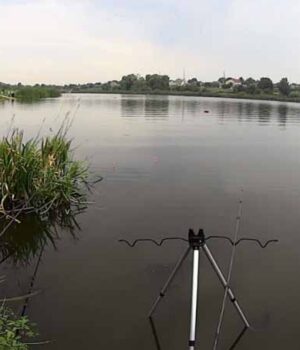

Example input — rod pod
[148,228,250,350]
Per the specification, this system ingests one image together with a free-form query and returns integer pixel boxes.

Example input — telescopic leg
[148,246,191,317]
[202,243,250,328]
[188,248,200,350]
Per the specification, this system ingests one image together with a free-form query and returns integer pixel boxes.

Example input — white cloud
[0,0,206,83]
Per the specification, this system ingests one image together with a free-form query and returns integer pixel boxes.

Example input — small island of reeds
[15,86,61,101]
[1,83,61,102]
[0,124,94,223]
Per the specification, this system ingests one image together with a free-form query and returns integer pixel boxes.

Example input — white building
[170,79,185,87]
[225,78,242,86]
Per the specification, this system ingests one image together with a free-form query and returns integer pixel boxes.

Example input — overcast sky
[0,0,299,84]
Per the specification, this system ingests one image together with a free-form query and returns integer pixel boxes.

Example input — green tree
[245,77,256,86]
[258,77,273,92]
[186,78,200,91]
[145,74,170,90]
[246,84,256,94]
[187,77,198,85]
[132,77,149,91]
[120,74,138,90]
[278,78,290,96]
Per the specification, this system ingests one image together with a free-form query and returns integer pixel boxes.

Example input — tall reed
[0,125,89,220]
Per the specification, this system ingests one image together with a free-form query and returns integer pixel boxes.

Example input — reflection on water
[145,97,169,119]
[244,102,255,121]
[277,104,288,127]
[149,314,247,350]
[121,96,144,117]
[0,209,84,341]
[258,104,272,124]
[0,211,82,265]
[120,94,300,126]
[120,95,170,120]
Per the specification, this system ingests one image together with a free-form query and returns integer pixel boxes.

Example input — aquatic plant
[0,124,92,222]
[0,305,36,350]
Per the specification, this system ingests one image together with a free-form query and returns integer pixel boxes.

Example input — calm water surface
[1,94,300,349]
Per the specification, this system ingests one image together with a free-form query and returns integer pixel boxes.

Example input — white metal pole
[202,244,250,328]
[189,248,200,350]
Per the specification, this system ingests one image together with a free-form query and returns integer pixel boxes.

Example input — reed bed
[0,125,90,221]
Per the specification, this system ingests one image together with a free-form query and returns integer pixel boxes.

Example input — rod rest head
[188,228,205,249]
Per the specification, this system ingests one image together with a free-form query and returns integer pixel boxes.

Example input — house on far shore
[225,77,242,87]
[170,79,185,87]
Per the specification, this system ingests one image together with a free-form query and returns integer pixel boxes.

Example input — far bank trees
[278,78,290,96]
[258,77,274,92]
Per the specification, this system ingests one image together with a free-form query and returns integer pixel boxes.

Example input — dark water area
[1,94,300,349]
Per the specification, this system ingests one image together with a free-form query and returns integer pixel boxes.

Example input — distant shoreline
[69,90,300,104]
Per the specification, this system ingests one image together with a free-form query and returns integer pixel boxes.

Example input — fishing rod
[119,225,278,349]
[213,199,243,350]
[20,243,45,317]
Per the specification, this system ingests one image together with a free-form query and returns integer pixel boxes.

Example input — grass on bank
[0,124,91,221]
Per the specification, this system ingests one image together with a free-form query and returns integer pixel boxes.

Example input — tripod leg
[189,248,200,350]
[149,316,162,350]
[148,246,191,317]
[202,243,250,328]
[228,326,248,350]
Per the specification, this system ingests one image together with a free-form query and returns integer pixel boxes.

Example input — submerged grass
[0,123,91,221]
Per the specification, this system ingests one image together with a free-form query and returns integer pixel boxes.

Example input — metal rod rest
[202,243,250,328]
[148,246,191,318]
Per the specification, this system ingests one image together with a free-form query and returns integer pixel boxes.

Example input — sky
[0,0,299,84]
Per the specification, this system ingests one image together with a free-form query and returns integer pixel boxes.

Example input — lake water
[0,93,300,349]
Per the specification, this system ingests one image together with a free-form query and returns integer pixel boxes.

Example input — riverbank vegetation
[62,74,300,103]
[15,86,61,101]
[0,82,61,101]
[2,74,299,103]
[0,124,90,222]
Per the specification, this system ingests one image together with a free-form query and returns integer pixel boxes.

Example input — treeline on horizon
[1,74,300,101]
[62,74,299,98]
